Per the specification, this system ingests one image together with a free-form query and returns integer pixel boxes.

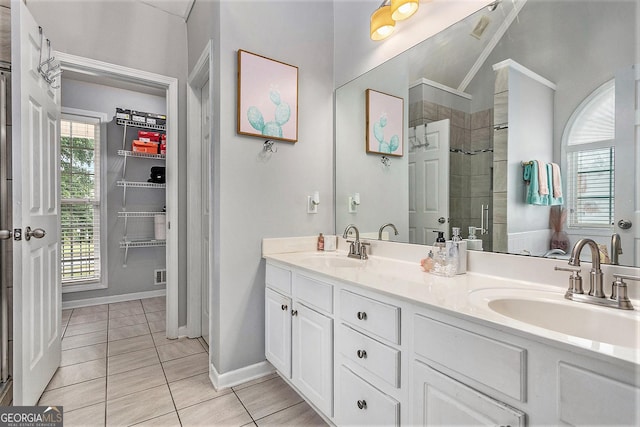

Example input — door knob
[25,227,46,241]
[0,230,11,240]
[438,217,446,224]
[617,219,632,230]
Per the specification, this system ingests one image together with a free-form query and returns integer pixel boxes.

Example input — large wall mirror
[335,0,639,267]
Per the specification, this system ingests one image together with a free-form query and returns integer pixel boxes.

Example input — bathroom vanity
[263,238,639,426]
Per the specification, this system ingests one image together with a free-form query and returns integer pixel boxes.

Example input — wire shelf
[120,239,166,249]
[116,118,166,132]
[118,211,166,218]
[118,150,166,160]
[117,181,166,189]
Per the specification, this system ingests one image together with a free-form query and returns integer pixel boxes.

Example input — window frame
[562,79,615,234]
[60,108,109,293]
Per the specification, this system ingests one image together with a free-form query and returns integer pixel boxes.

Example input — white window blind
[565,80,615,229]
[60,118,101,284]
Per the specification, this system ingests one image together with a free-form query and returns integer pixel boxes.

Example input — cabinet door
[292,303,333,416]
[412,360,525,426]
[265,288,291,378]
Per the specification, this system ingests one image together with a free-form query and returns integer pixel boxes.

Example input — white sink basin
[299,254,366,269]
[470,289,640,348]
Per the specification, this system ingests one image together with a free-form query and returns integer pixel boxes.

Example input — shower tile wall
[409,98,493,250]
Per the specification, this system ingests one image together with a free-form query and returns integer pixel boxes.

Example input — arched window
[563,80,615,229]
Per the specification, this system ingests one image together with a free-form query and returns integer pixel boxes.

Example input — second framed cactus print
[237,50,299,143]
[365,89,404,157]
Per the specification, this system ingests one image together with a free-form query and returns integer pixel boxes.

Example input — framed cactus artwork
[237,50,299,143]
[365,89,404,157]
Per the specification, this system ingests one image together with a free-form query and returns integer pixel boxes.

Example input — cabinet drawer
[266,264,292,295]
[414,314,526,402]
[339,366,399,427]
[295,274,333,314]
[340,290,400,344]
[339,324,400,388]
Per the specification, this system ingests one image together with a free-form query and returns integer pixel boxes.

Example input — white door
[200,80,211,343]
[614,65,639,266]
[11,1,62,405]
[409,119,450,244]
[292,303,333,416]
[412,360,525,426]
[264,288,291,377]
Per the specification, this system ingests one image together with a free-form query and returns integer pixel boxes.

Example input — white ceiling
[139,0,195,20]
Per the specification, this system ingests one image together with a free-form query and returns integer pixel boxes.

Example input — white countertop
[264,250,640,366]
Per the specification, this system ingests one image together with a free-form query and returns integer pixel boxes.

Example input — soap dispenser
[448,227,467,274]
[465,226,483,251]
[430,231,457,276]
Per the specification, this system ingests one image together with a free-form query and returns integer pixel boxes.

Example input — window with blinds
[60,117,102,284]
[565,80,615,229]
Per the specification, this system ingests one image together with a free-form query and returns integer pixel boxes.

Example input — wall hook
[381,155,391,167]
[263,140,277,153]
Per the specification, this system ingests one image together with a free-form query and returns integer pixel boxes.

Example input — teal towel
[547,163,564,206]
[526,161,546,205]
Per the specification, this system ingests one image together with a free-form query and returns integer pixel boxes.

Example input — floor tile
[108,347,160,375]
[45,358,106,390]
[64,402,106,427]
[67,311,108,326]
[108,323,150,341]
[62,309,72,325]
[61,343,107,367]
[235,376,303,420]
[198,337,209,352]
[232,373,278,391]
[62,330,108,351]
[148,320,166,333]
[255,401,327,426]
[145,311,166,322]
[156,338,204,362]
[106,383,174,426]
[107,334,155,356]
[178,393,252,426]
[64,320,108,337]
[131,411,181,426]
[168,372,231,410]
[152,331,182,347]
[108,300,142,311]
[72,304,109,316]
[109,305,145,319]
[107,363,166,401]
[142,296,165,309]
[108,313,147,329]
[38,377,105,412]
[162,352,209,383]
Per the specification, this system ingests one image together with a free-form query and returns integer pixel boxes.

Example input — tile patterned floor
[40,297,327,426]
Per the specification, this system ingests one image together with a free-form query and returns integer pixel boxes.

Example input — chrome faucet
[611,233,622,265]
[568,238,604,297]
[378,223,399,240]
[556,238,636,310]
[543,248,566,258]
[343,224,368,260]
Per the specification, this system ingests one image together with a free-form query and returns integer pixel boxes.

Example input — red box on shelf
[132,140,159,154]
[138,131,160,142]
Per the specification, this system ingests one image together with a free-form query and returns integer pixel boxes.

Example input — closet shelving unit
[116,117,167,266]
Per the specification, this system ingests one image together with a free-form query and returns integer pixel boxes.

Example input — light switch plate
[348,197,357,213]
[307,196,318,214]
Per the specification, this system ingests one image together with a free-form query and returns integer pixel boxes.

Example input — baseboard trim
[62,289,166,310]
[209,360,275,390]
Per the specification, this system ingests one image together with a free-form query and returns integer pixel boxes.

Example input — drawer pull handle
[281,304,288,311]
[291,309,298,316]
[357,399,367,410]
[356,311,367,320]
[357,349,367,359]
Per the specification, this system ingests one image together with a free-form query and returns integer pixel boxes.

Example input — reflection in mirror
[335,0,639,267]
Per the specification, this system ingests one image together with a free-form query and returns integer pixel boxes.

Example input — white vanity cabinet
[264,263,334,417]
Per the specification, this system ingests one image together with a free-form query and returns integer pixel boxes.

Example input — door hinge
[13,228,22,241]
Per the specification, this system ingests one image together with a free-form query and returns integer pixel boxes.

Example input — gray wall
[27,0,189,324]
[187,1,335,374]
[60,78,167,302]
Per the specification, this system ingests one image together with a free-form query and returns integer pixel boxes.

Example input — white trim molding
[492,59,557,90]
[409,78,472,100]
[209,360,275,390]
[62,289,166,310]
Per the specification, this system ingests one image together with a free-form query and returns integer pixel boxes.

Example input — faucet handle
[555,266,584,295]
[554,266,581,273]
[610,274,638,310]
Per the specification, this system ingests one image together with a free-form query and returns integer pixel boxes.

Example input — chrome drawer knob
[357,349,367,359]
[357,400,367,410]
[356,311,367,320]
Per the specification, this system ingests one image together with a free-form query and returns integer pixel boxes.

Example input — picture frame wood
[365,89,404,157]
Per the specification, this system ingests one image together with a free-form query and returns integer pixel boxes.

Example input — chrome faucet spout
[568,238,604,297]
[343,224,359,242]
[611,233,622,265]
[378,223,399,240]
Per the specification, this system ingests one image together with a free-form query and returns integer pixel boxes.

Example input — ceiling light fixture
[370,0,420,41]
